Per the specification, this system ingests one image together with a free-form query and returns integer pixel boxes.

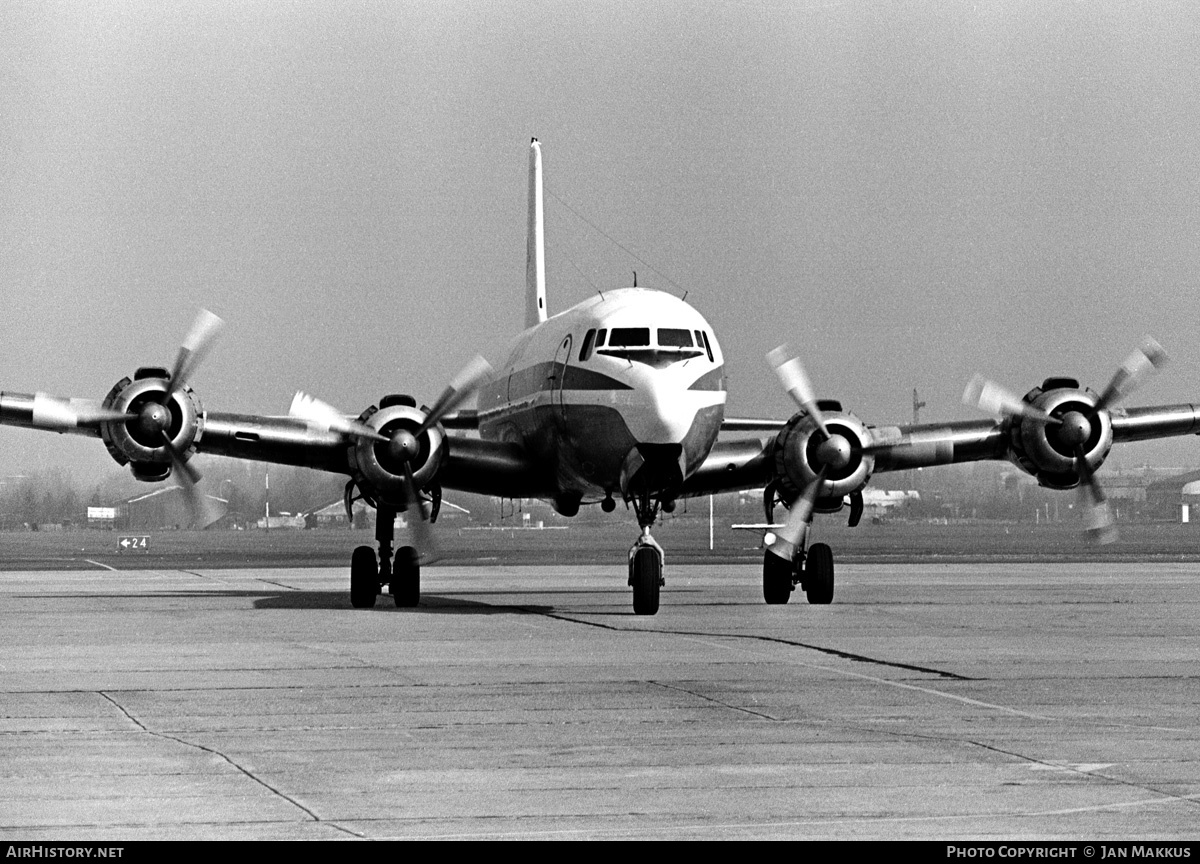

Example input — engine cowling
[770,401,874,504]
[1008,378,1113,489]
[345,399,447,507]
[98,367,205,480]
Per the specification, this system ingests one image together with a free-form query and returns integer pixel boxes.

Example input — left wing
[0,311,542,530]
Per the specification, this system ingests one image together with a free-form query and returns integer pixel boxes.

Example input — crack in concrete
[527,608,972,680]
[647,680,784,721]
[95,690,363,833]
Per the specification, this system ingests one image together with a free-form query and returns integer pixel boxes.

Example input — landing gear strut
[348,504,421,609]
[629,529,663,615]
[627,492,664,615]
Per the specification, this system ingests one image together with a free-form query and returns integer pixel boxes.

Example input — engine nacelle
[98,367,205,480]
[770,401,874,504]
[345,400,447,507]
[1008,378,1113,490]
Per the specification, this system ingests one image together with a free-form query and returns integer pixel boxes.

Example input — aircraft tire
[391,545,420,608]
[762,551,793,604]
[350,545,378,609]
[804,542,834,605]
[631,546,661,616]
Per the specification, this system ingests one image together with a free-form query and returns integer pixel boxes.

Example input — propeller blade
[289,392,389,442]
[1093,337,1168,413]
[963,375,1059,425]
[400,460,436,556]
[1075,445,1117,544]
[767,345,829,439]
[159,431,223,528]
[168,309,224,397]
[416,355,494,437]
[31,394,134,430]
[766,466,827,560]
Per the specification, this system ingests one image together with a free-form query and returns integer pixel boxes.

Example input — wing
[685,343,1200,545]
[0,311,531,529]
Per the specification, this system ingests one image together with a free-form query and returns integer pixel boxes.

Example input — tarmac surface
[1,559,1198,840]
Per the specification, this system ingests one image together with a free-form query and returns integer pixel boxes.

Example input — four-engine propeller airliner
[4,139,1200,614]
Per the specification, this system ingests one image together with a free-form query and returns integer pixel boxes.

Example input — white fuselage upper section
[478,287,727,498]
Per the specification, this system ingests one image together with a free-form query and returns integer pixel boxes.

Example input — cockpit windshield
[607,328,651,347]
[658,328,693,347]
[593,326,707,368]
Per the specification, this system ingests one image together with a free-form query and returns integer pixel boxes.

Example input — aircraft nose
[627,374,694,445]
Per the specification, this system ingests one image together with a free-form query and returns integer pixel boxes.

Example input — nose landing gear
[629,528,664,615]
[627,491,666,615]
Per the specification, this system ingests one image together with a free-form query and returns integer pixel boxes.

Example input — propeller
[30,394,135,430]
[1092,338,1168,414]
[137,309,225,528]
[167,309,224,400]
[765,346,859,557]
[1074,444,1116,544]
[415,354,494,437]
[289,354,493,555]
[766,466,827,561]
[964,337,1167,543]
[159,429,224,529]
[963,375,1060,425]
[768,345,830,439]
[288,392,389,442]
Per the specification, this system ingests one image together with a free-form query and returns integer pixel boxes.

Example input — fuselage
[478,287,726,507]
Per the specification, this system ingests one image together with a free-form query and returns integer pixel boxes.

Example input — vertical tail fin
[525,138,547,329]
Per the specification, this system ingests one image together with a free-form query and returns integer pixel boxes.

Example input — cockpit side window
[701,331,714,362]
[595,329,607,347]
[579,329,596,361]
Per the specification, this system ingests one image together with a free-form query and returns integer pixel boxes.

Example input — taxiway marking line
[389,792,1200,840]
[672,632,1189,731]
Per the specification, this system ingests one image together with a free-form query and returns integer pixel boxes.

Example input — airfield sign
[117,535,150,553]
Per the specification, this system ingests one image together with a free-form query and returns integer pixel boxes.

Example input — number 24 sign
[117,535,150,552]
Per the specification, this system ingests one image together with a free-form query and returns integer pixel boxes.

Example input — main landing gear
[762,541,834,606]
[349,505,421,609]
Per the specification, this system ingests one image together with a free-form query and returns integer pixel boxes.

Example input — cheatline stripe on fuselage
[502,362,632,401]
[687,366,725,392]
[499,361,725,403]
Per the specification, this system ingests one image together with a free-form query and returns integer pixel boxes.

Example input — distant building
[304,497,472,529]
[1144,470,1200,522]
[306,498,372,528]
[256,513,306,530]
[86,506,118,528]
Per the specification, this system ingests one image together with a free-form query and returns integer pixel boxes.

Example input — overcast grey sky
[3,0,1200,481]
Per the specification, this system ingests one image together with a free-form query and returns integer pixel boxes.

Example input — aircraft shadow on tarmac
[252,590,552,615]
